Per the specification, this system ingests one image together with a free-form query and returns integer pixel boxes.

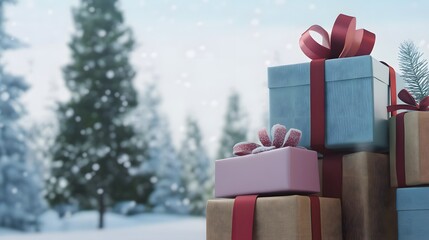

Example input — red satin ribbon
[305,14,397,152]
[388,89,429,113]
[231,195,258,240]
[387,89,429,187]
[381,62,398,116]
[310,60,326,153]
[309,196,322,240]
[389,65,398,116]
[395,112,407,187]
[300,14,375,60]
[304,14,378,154]
[231,195,322,240]
[321,154,344,198]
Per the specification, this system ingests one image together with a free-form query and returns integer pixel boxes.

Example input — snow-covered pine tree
[216,91,248,159]
[179,117,211,215]
[133,81,185,214]
[50,0,138,229]
[398,41,429,101]
[0,0,46,231]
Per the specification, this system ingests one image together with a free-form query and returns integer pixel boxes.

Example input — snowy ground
[0,211,206,240]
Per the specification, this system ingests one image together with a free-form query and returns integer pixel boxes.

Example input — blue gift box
[397,187,429,240]
[268,55,390,151]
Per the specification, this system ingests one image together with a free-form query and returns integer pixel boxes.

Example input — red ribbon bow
[299,14,376,60]
[387,89,429,112]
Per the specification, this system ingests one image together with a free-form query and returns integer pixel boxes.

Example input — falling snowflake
[97,29,107,37]
[170,183,178,191]
[85,173,92,180]
[72,165,79,174]
[1,92,10,101]
[150,176,158,183]
[59,178,68,188]
[250,18,260,26]
[106,70,115,79]
[94,122,102,130]
[92,163,100,171]
[185,50,196,59]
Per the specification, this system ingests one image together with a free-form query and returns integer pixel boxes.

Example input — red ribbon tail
[231,195,258,240]
[322,154,343,198]
[387,104,419,112]
[310,196,322,240]
[396,113,407,187]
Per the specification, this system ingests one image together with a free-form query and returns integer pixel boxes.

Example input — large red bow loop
[299,14,376,60]
[387,89,429,112]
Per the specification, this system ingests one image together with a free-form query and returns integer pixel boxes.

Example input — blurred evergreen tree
[0,0,47,231]
[216,91,248,159]
[49,0,139,229]
[131,81,186,214]
[179,117,211,215]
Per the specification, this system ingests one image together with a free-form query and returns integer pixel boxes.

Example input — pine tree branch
[398,41,429,101]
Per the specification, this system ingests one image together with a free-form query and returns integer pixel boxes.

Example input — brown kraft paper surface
[206,196,342,240]
[341,152,397,240]
[319,152,397,240]
[418,112,429,183]
[390,111,429,186]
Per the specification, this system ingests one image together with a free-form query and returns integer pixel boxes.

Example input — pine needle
[398,41,429,102]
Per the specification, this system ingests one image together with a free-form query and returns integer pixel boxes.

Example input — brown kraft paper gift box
[318,152,397,240]
[206,195,342,240]
[389,111,429,187]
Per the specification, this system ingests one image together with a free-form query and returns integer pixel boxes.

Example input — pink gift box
[215,147,320,198]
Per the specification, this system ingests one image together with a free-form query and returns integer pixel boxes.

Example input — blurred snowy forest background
[1,0,252,235]
[0,0,429,239]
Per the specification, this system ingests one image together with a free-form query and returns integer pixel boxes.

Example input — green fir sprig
[398,41,429,102]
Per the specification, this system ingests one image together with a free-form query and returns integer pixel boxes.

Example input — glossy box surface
[214,147,319,198]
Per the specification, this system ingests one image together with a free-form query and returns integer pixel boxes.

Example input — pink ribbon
[299,14,376,60]
[232,124,302,156]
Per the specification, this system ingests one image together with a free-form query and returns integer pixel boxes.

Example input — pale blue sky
[4,0,429,155]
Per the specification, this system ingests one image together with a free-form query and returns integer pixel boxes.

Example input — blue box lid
[268,55,389,88]
[397,187,429,211]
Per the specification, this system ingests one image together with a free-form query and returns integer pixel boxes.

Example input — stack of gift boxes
[206,14,429,240]
[390,90,429,240]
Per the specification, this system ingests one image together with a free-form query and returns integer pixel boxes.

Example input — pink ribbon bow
[232,124,302,156]
[299,14,376,60]
[387,89,429,112]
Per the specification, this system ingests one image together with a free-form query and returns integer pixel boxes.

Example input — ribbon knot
[387,89,429,112]
[232,124,302,156]
[299,14,376,60]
